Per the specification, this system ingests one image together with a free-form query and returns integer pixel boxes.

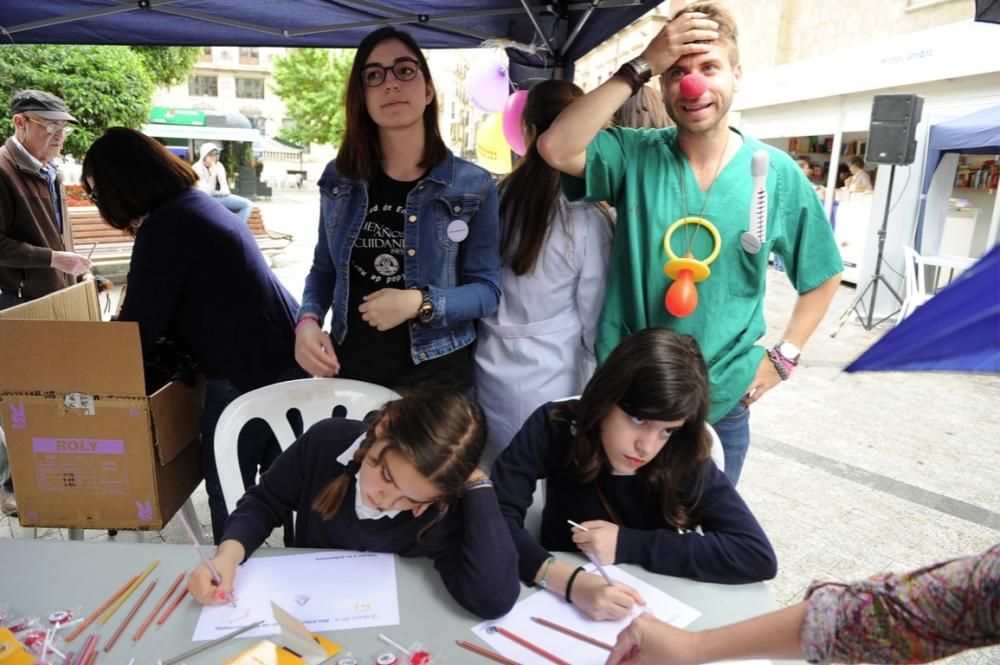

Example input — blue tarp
[845,244,1000,373]
[916,105,1000,248]
[0,0,655,82]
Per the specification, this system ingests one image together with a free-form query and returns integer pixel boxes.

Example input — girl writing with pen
[186,389,520,619]
[491,328,777,621]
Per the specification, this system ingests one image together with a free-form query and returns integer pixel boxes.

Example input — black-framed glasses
[361,58,420,88]
[26,117,73,135]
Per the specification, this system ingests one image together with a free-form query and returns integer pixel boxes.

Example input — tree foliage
[0,45,198,157]
[132,46,200,86]
[272,48,354,147]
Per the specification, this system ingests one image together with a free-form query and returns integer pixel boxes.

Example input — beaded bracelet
[766,348,790,381]
[565,566,586,604]
[537,556,556,590]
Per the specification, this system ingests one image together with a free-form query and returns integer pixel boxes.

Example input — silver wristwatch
[776,340,801,365]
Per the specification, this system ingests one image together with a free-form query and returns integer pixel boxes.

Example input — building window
[239,47,260,64]
[188,75,218,97]
[199,46,213,63]
[236,78,265,99]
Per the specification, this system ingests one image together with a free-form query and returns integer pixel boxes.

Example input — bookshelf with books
[953,156,998,192]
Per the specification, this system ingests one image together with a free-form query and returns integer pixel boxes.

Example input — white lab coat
[475,196,613,463]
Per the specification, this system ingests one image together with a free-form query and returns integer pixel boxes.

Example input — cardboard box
[0,281,203,530]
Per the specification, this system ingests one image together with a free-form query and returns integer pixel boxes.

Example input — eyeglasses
[26,117,73,135]
[361,58,421,88]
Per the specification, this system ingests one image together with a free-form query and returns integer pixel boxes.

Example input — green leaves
[272,48,354,148]
[0,45,198,158]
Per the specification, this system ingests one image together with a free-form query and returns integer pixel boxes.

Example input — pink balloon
[502,90,530,156]
[467,61,510,113]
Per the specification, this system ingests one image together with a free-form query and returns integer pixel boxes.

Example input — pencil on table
[157,586,189,625]
[494,626,571,665]
[65,573,139,642]
[99,560,159,624]
[455,640,521,665]
[530,616,614,650]
[133,571,185,642]
[77,634,99,665]
[104,578,158,652]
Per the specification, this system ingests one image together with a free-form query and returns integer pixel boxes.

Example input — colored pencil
[455,640,521,665]
[99,560,159,624]
[77,634,99,665]
[566,520,615,586]
[530,616,614,650]
[175,508,235,606]
[65,573,139,642]
[156,586,189,625]
[104,578,157,652]
[161,620,263,665]
[494,626,571,665]
[133,572,185,642]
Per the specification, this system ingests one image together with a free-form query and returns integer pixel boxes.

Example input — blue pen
[567,519,615,585]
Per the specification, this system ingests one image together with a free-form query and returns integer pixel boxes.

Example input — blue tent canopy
[845,244,1000,374]
[0,0,655,82]
[916,105,1000,247]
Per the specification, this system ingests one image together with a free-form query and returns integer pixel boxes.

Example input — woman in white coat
[475,80,613,465]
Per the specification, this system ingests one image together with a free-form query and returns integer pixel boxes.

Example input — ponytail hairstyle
[551,328,711,528]
[312,388,486,528]
[499,79,612,275]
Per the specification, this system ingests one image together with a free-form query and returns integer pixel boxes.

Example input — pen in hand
[567,519,615,586]
[176,509,237,607]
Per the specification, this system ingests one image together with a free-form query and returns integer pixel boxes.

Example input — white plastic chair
[214,378,401,515]
[898,246,934,324]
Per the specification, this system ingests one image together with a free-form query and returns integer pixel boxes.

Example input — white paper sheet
[192,550,399,641]
[472,564,702,665]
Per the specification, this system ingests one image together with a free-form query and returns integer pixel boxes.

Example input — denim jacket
[300,151,501,364]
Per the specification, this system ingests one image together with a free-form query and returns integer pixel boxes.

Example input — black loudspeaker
[866,94,923,165]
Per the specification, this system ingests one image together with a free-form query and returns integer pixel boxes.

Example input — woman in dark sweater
[187,390,520,620]
[82,128,302,544]
[492,328,777,621]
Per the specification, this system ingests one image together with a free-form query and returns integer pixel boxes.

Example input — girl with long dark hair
[474,80,613,462]
[492,328,777,621]
[295,27,501,393]
[187,389,519,619]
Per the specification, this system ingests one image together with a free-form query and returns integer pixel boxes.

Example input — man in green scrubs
[538,1,843,484]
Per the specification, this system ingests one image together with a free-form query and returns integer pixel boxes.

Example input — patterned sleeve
[800,544,1000,664]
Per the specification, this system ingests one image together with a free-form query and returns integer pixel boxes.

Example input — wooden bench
[69,205,293,267]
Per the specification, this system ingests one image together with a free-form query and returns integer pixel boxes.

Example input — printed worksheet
[472,564,702,665]
[192,551,399,641]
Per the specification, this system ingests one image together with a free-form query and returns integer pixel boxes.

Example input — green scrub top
[563,126,843,422]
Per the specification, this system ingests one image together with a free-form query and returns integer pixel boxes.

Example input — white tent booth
[734,19,1000,322]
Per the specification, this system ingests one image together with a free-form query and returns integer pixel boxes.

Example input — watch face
[779,341,801,361]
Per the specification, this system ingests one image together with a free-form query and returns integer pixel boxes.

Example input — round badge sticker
[447,219,469,242]
[740,231,762,255]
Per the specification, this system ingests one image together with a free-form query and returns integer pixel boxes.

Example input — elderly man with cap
[0,89,93,515]
[193,142,253,224]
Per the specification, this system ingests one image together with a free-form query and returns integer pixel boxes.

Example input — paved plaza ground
[4,188,997,664]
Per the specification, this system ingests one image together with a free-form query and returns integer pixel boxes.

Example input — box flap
[150,378,204,465]
[0,320,146,396]
[0,281,100,322]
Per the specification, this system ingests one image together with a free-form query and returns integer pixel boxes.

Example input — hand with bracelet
[743,340,800,406]
[626,11,719,85]
[533,557,645,621]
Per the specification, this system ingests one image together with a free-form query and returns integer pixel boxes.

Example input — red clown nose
[679,73,708,99]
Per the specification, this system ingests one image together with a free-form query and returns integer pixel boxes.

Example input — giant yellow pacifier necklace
[662,133,728,317]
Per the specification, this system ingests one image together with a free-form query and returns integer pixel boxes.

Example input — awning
[142,124,262,143]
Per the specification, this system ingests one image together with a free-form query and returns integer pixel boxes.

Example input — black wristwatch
[417,287,434,324]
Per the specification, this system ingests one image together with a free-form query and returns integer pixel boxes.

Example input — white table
[922,253,976,290]
[0,539,804,664]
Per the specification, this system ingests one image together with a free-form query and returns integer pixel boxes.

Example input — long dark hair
[500,80,611,275]
[81,127,197,235]
[313,389,486,528]
[551,328,711,528]
[335,27,448,181]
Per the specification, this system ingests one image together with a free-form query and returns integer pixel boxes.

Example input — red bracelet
[294,316,319,333]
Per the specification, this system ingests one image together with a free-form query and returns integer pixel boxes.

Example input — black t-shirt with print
[335,169,472,391]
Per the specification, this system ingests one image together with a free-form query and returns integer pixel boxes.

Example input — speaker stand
[832,164,903,336]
